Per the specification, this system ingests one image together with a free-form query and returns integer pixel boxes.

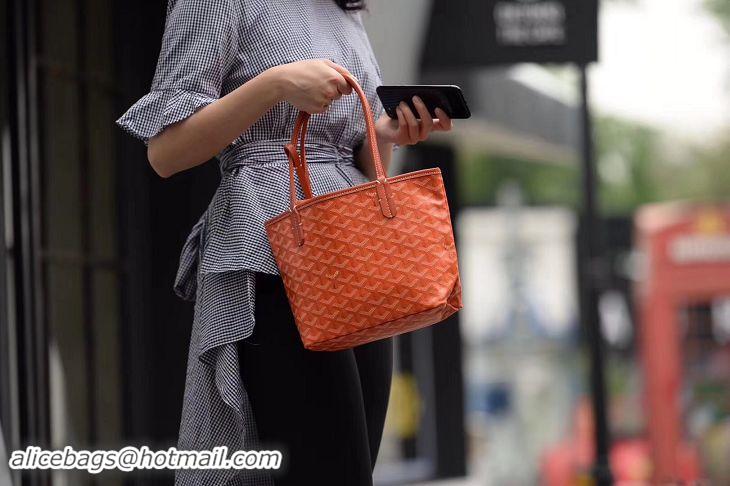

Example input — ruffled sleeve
[115,0,243,146]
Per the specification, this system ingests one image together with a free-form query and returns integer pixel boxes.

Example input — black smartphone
[376,85,471,120]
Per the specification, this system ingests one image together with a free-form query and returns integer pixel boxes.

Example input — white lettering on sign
[494,0,566,46]
[669,235,730,265]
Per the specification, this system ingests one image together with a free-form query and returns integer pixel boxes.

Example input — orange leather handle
[285,113,314,201]
[284,66,395,220]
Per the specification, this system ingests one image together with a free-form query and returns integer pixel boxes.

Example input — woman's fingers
[395,106,408,140]
[312,103,328,114]
[324,58,350,75]
[325,86,342,101]
[323,59,353,95]
[412,96,433,140]
[399,102,420,143]
[333,74,352,96]
[434,107,453,131]
[327,72,350,97]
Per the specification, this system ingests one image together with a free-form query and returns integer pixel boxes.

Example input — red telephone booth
[635,202,730,483]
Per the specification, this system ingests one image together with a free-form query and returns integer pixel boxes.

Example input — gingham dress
[115,1,385,484]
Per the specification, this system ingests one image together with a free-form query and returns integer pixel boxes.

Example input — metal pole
[578,63,613,485]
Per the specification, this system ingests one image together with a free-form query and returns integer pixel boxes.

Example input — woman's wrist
[260,65,291,103]
[373,113,397,145]
[357,132,393,179]
[363,123,394,157]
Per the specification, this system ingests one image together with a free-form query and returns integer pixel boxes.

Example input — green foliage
[458,152,579,208]
[594,116,662,214]
[457,117,730,215]
[594,116,730,215]
[685,132,730,200]
[705,0,730,37]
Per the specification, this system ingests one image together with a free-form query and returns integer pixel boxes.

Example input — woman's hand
[374,96,453,146]
[356,97,454,180]
[273,59,353,114]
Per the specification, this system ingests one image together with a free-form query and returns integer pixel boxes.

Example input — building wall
[362,0,432,84]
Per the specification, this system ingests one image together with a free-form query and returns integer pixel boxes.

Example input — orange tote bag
[265,68,463,351]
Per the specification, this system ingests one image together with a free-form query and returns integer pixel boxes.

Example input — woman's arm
[355,96,453,180]
[147,59,352,178]
[355,133,394,180]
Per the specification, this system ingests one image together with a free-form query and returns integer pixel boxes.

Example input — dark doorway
[2,1,221,485]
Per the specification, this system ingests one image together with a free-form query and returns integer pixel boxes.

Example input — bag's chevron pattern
[265,68,463,351]
[266,169,462,350]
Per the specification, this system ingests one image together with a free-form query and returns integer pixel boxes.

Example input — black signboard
[422,0,599,68]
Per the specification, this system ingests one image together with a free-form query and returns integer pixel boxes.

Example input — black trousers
[238,272,394,485]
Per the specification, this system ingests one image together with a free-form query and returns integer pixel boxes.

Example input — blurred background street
[2,0,729,485]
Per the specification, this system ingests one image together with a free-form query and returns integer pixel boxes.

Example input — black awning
[420,0,598,69]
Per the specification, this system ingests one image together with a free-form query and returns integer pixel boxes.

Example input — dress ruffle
[174,203,272,485]
[172,154,372,421]
[175,266,272,486]
[115,88,220,145]
[173,157,371,301]
[172,157,369,486]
